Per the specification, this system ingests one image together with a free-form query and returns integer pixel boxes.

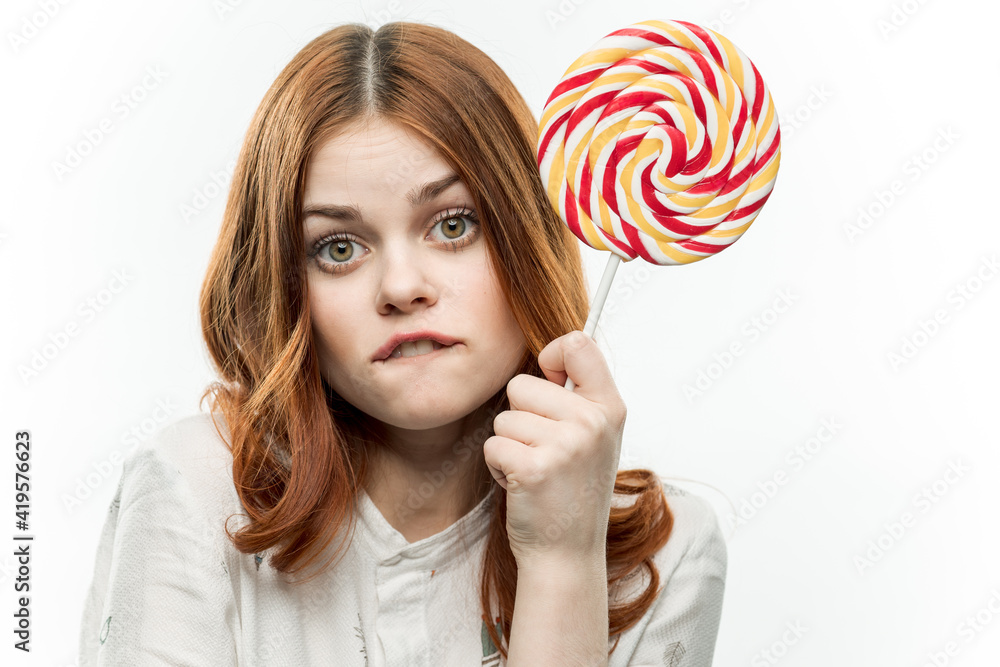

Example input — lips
[389,339,451,359]
[373,330,461,361]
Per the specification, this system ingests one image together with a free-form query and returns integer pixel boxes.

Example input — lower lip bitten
[387,340,453,360]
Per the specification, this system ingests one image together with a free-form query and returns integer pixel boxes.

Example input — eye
[429,208,480,247]
[439,217,465,240]
[308,207,481,276]
[324,238,358,263]
[309,235,365,275]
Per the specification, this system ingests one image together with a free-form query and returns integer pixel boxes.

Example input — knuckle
[482,435,499,458]
[492,411,506,430]
[579,408,606,434]
[568,330,589,349]
[516,457,545,488]
[616,402,628,429]
[555,442,579,467]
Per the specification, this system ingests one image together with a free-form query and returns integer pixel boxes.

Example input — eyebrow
[301,172,464,223]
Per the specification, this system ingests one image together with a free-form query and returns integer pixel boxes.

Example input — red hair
[198,21,674,659]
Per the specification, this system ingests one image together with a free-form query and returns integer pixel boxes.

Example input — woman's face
[302,117,527,437]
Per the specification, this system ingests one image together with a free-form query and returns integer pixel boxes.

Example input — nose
[374,246,440,316]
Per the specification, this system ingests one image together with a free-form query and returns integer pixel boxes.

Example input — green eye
[441,217,466,240]
[309,208,481,276]
[327,239,355,262]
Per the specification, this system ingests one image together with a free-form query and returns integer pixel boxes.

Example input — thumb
[537,330,611,398]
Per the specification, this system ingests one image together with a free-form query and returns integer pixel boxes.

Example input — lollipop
[536,19,781,389]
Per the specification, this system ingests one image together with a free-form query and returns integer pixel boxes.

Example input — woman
[78,20,727,666]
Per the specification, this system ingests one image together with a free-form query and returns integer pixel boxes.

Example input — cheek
[471,273,525,358]
[310,324,339,382]
[308,284,352,366]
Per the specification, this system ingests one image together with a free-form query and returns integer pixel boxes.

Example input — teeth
[390,339,446,359]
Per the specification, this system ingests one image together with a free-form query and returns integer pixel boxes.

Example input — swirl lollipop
[536,19,781,389]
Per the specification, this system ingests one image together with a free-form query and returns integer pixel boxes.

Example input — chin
[358,397,472,432]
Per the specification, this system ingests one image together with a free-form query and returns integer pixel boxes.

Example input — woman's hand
[483,330,627,567]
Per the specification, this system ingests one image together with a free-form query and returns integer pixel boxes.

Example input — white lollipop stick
[565,253,622,392]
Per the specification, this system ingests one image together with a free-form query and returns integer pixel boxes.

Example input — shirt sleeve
[77,443,240,666]
[625,490,728,667]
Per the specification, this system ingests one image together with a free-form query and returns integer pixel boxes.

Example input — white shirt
[78,412,727,666]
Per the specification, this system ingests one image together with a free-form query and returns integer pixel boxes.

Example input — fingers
[536,331,618,405]
[482,434,534,491]
[493,408,558,447]
[505,374,579,421]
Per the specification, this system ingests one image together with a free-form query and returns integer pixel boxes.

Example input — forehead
[304,119,457,199]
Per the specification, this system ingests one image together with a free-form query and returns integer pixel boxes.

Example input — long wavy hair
[198,21,674,659]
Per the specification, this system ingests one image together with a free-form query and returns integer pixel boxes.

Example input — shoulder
[656,480,727,580]
[127,411,233,469]
[118,412,241,525]
[81,416,243,663]
[612,475,726,562]
[658,480,726,559]
[611,476,727,597]
[607,479,728,665]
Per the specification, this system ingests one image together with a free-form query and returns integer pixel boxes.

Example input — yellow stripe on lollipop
[756,95,778,147]
[703,219,752,238]
[542,139,566,208]
[718,39,746,88]
[645,20,701,51]
[744,145,781,195]
[653,239,704,264]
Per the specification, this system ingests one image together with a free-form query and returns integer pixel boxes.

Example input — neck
[363,402,499,543]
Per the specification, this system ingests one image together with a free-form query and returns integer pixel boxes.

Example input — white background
[3,0,998,665]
